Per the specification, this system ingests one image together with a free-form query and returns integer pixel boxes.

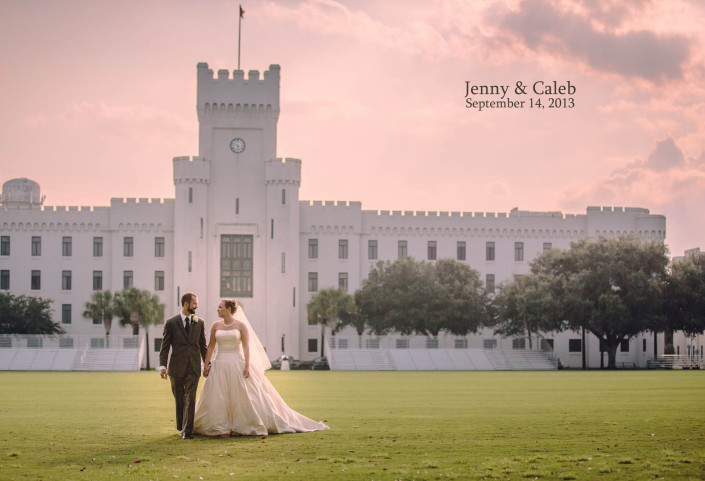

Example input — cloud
[500,0,691,83]
[486,180,510,197]
[262,0,453,59]
[643,137,685,172]
[560,137,705,209]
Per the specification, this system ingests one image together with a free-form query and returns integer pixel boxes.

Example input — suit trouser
[170,369,199,434]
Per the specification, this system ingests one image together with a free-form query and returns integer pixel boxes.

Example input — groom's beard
[188,307,196,315]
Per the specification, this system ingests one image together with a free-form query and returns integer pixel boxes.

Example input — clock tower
[173,63,301,358]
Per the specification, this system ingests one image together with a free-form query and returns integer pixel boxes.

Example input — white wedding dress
[193,329,329,436]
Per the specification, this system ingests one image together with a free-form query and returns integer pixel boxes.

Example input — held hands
[203,363,211,378]
[160,368,167,380]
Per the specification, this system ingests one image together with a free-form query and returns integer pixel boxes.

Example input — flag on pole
[238,4,244,70]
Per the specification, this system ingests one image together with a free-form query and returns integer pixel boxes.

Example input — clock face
[230,138,246,153]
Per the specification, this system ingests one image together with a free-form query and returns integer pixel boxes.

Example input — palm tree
[307,287,355,357]
[113,287,165,369]
[82,290,114,347]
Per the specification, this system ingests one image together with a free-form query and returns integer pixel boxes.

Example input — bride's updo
[223,299,238,314]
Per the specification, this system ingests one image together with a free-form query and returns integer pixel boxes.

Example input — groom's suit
[159,313,207,437]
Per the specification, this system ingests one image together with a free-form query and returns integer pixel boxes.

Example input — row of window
[568,338,647,353]
[306,272,348,294]
[307,239,553,261]
[0,235,166,258]
[0,270,165,291]
[189,188,288,208]
[304,271,495,294]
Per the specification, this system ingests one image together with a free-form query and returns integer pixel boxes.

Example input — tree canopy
[502,236,669,368]
[307,287,355,356]
[493,272,560,348]
[0,292,64,335]
[113,287,164,369]
[82,290,114,336]
[666,254,705,337]
[355,257,491,338]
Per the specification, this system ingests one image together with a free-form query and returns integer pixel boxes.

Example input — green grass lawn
[1,371,703,480]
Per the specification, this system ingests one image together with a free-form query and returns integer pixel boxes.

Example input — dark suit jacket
[159,314,207,378]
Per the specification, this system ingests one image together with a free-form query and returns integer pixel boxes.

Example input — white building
[1,63,679,369]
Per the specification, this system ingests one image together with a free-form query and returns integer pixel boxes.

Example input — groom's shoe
[181,432,193,439]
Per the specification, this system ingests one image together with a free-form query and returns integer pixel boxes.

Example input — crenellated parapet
[109,198,175,231]
[173,156,210,185]
[265,158,301,186]
[0,203,110,233]
[586,206,665,240]
[338,206,666,241]
[196,63,280,120]
[299,200,363,234]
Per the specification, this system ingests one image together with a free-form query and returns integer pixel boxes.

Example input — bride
[193,299,329,436]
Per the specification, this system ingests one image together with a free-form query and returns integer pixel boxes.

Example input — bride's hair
[223,299,238,313]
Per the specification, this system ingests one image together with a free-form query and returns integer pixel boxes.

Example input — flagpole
[238,4,243,70]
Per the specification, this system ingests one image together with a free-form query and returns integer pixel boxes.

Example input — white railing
[0,334,142,350]
[326,333,551,351]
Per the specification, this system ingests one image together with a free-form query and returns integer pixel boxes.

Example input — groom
[159,292,207,439]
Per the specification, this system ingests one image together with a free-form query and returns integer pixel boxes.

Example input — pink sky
[1,0,704,256]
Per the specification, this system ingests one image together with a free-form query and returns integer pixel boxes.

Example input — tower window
[220,235,253,297]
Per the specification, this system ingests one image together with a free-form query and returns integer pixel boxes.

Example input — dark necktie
[185,317,190,334]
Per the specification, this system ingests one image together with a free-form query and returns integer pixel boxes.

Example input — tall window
[282,188,286,205]
[61,304,72,324]
[486,241,495,261]
[339,272,348,292]
[339,239,348,259]
[0,236,9,256]
[154,237,165,257]
[93,271,103,291]
[62,236,72,256]
[428,241,437,260]
[457,241,466,261]
[62,270,72,290]
[123,237,133,257]
[31,270,41,290]
[281,252,286,274]
[515,242,524,261]
[398,240,408,259]
[308,239,318,259]
[188,187,193,203]
[620,339,630,352]
[308,272,318,292]
[270,219,274,239]
[31,236,41,256]
[368,240,378,260]
[188,251,192,272]
[308,339,318,353]
[0,270,9,290]
[123,270,133,288]
[154,271,165,291]
[543,242,552,251]
[485,274,495,294]
[569,339,582,352]
[220,235,254,297]
[93,237,103,257]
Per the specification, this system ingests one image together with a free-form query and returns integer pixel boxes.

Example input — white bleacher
[0,335,144,371]
[328,347,557,371]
